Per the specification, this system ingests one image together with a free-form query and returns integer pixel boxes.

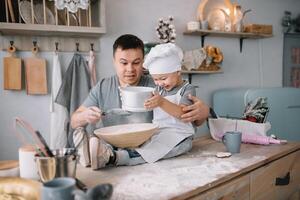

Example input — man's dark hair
[113,34,144,57]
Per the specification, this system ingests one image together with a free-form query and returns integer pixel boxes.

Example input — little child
[135,43,196,163]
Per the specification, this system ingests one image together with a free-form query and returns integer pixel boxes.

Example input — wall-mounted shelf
[182,70,223,83]
[0,0,106,52]
[0,23,105,37]
[143,69,223,84]
[184,29,273,52]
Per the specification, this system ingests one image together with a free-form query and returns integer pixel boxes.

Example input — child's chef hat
[144,43,183,74]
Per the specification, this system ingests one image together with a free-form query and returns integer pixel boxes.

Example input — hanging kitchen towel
[24,57,47,95]
[88,50,97,87]
[55,53,91,147]
[49,52,68,149]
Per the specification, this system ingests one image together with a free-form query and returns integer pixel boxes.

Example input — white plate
[207,9,225,31]
[19,0,34,24]
[34,3,55,25]
[19,1,55,25]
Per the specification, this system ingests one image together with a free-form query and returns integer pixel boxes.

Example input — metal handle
[222,135,226,145]
[275,172,290,186]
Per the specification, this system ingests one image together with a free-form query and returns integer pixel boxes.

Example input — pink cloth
[217,132,284,145]
[241,134,281,145]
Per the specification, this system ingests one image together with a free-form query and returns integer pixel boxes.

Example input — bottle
[282,11,292,33]
[233,5,243,32]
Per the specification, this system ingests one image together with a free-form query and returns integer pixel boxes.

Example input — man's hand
[71,106,102,129]
[181,94,209,126]
[83,106,102,124]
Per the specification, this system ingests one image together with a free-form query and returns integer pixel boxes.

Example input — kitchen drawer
[250,150,300,200]
[189,174,250,200]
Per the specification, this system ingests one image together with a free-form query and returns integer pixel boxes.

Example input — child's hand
[144,91,163,109]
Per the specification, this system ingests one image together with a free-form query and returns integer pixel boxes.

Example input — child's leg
[90,136,146,167]
[116,137,192,165]
[163,137,193,159]
[115,149,146,166]
[89,136,115,170]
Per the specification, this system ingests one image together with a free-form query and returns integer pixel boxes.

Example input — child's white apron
[135,83,194,163]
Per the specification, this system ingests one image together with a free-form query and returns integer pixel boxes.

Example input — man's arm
[181,95,209,126]
[71,106,102,129]
[159,98,185,119]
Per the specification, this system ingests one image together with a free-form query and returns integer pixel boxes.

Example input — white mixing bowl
[121,86,154,112]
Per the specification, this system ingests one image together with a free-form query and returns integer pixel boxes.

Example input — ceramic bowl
[94,123,158,148]
[121,86,154,112]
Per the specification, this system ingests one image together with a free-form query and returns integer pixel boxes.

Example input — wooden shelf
[0,23,106,37]
[184,29,273,38]
[181,70,223,74]
[143,69,223,83]
[182,70,223,83]
[184,29,273,52]
[0,0,105,51]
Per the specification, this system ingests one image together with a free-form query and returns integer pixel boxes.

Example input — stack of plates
[19,0,55,25]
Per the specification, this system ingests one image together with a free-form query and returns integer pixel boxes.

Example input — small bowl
[94,123,158,148]
[121,86,154,112]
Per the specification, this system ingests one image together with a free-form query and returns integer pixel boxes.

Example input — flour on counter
[111,153,266,200]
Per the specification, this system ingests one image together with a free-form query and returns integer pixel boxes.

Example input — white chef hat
[144,43,183,74]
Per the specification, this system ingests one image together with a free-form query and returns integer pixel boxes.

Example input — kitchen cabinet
[77,136,300,199]
[184,29,273,52]
[283,33,300,88]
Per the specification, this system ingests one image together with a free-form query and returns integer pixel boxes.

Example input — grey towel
[56,53,91,147]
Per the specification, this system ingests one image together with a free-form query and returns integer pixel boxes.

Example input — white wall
[1,0,300,159]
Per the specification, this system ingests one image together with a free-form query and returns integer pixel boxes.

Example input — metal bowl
[102,110,153,127]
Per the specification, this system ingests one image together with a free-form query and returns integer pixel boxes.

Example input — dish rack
[0,0,105,51]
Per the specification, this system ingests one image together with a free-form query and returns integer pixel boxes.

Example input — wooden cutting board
[3,56,22,90]
[24,57,48,95]
[0,160,19,170]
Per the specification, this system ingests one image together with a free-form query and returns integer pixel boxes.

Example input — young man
[71,34,209,169]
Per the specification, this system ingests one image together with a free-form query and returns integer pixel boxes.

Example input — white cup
[200,20,209,30]
[19,145,39,180]
[187,21,200,31]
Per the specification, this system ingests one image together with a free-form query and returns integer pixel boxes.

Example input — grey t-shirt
[83,74,155,111]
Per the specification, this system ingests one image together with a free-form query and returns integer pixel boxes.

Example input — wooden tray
[244,24,273,34]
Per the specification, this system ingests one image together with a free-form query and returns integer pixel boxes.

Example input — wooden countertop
[77,136,300,200]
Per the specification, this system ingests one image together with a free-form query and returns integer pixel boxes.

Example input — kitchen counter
[77,135,300,200]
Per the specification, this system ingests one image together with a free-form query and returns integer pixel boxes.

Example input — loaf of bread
[205,45,223,63]
[0,177,41,200]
